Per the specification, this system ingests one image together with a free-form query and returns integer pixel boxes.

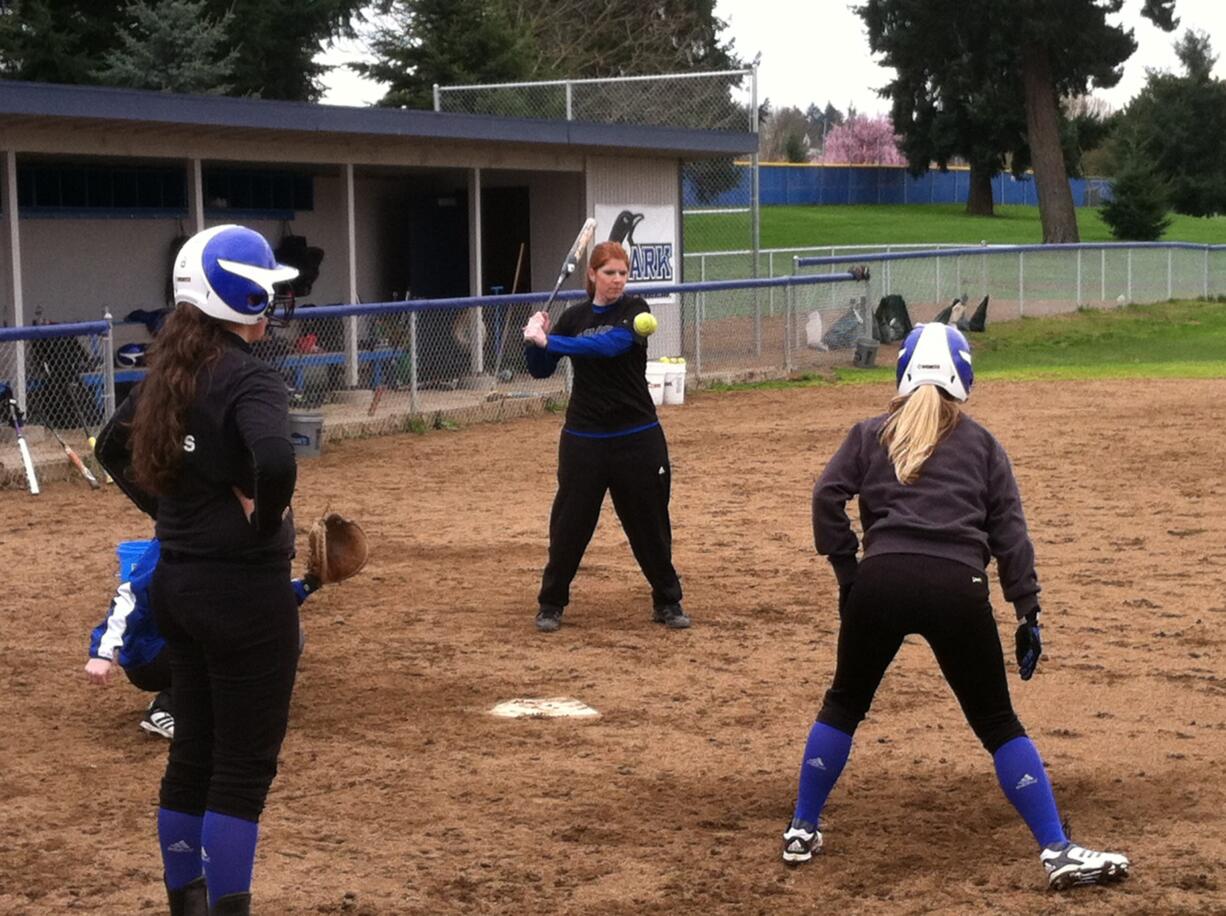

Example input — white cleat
[781,823,823,865]
[1040,841,1130,890]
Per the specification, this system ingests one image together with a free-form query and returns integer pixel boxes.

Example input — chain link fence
[435,69,754,131]
[0,321,112,489]
[789,242,1226,373]
[435,69,762,294]
[4,242,1223,488]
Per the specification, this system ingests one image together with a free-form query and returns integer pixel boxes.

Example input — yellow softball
[633,312,658,336]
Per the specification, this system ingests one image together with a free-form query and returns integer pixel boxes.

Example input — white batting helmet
[896,322,974,401]
[173,225,298,325]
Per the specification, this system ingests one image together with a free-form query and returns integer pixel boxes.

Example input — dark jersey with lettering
[549,295,657,434]
[97,333,296,560]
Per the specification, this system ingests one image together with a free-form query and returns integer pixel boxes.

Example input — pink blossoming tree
[819,115,905,166]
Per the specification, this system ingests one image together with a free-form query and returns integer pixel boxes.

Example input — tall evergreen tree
[860,0,1029,216]
[94,0,236,95]
[218,0,366,101]
[857,0,1179,242]
[358,0,741,111]
[356,0,537,110]
[0,1,128,84]
[1099,125,1171,240]
[1120,30,1226,216]
[0,0,365,100]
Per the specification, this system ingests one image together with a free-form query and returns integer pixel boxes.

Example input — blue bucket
[117,539,155,580]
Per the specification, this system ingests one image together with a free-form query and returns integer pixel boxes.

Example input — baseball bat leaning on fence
[367,384,385,416]
[45,423,101,489]
[50,360,112,484]
[491,241,527,382]
[3,390,40,495]
[542,217,598,324]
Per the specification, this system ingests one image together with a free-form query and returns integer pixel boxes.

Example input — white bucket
[663,369,686,405]
[644,361,667,406]
[288,411,324,458]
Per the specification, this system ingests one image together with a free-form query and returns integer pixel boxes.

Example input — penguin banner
[595,204,677,304]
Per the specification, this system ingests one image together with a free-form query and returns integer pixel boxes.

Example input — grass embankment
[707,299,1226,391]
[684,204,1226,250]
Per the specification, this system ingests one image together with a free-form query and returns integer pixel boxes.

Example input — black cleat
[1041,841,1130,890]
[535,605,563,632]
[652,603,691,629]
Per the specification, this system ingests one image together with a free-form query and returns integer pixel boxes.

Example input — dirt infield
[2,379,1224,915]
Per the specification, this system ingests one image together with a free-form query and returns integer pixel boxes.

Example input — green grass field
[684,204,1226,252]
[709,299,1226,391]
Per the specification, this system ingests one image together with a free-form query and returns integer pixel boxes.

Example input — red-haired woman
[522,239,689,633]
[97,224,300,916]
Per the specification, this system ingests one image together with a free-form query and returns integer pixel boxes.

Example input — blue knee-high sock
[993,736,1067,848]
[157,807,204,890]
[201,811,260,900]
[793,721,853,828]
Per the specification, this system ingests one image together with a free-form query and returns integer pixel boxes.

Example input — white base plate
[489,697,600,719]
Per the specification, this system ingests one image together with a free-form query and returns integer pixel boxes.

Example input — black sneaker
[652,603,691,629]
[535,605,563,632]
[140,697,175,740]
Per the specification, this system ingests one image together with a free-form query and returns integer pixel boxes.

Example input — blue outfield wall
[684,163,1112,209]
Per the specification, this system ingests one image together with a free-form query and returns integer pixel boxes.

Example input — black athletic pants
[125,650,171,693]
[151,556,300,822]
[817,553,1026,754]
[125,651,172,714]
[538,425,683,611]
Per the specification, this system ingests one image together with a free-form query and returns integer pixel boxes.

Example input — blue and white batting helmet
[896,322,974,401]
[115,342,148,369]
[172,225,298,325]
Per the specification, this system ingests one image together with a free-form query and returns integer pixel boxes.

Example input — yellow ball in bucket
[633,312,658,336]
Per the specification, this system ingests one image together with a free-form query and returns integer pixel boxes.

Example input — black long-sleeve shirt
[524,295,657,435]
[97,332,296,560]
[813,412,1040,618]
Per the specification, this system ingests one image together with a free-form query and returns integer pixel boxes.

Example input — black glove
[1014,609,1042,680]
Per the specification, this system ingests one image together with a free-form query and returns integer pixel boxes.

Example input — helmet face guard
[267,287,296,327]
[896,323,974,401]
[174,225,299,325]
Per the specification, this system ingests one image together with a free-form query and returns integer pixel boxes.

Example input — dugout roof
[0,80,757,159]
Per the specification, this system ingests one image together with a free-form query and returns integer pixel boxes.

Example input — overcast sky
[319,0,1226,115]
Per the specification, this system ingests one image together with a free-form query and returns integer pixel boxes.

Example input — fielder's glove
[1015,609,1042,680]
[305,512,369,588]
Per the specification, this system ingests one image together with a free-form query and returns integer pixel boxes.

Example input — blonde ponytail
[879,385,961,484]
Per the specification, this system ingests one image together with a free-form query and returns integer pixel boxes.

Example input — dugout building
[0,80,755,370]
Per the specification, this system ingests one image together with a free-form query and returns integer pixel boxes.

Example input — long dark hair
[585,240,629,298]
[129,303,230,493]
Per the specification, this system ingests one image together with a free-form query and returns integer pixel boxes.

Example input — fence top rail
[687,243,969,258]
[795,241,1226,269]
[0,271,865,336]
[0,319,110,343]
[283,272,867,320]
[436,68,754,94]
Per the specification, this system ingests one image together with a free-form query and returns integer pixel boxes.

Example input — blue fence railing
[683,163,1113,209]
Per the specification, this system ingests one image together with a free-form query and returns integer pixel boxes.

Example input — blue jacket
[88,540,164,671]
[89,539,316,670]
